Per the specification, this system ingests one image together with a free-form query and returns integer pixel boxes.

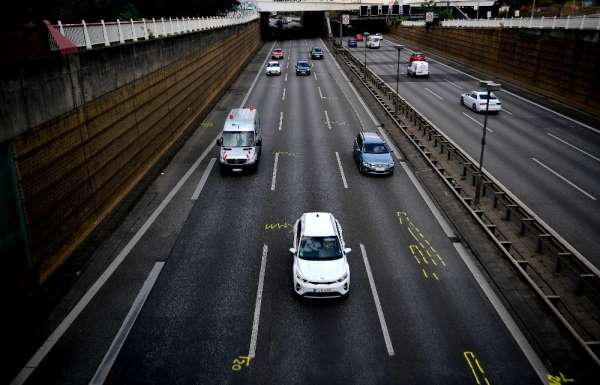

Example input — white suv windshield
[298,236,342,260]
[222,132,254,147]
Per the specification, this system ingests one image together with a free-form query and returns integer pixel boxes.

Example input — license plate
[232,168,243,172]
[314,288,332,293]
[375,167,385,172]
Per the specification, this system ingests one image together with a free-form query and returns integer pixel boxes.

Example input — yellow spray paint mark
[264,222,292,231]
[432,272,439,281]
[464,351,491,385]
[231,355,252,371]
[200,121,214,128]
[547,372,575,384]
[422,269,428,279]
[400,212,447,281]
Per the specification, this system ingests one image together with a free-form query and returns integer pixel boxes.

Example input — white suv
[290,212,351,298]
[265,60,281,76]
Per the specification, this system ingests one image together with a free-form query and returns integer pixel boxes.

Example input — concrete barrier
[1,20,261,286]
[387,26,600,117]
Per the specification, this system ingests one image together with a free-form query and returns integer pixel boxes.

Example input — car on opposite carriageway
[347,38,357,48]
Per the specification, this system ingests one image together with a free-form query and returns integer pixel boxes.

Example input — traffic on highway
[11,38,551,385]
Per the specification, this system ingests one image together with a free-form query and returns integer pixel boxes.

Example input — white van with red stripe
[216,108,262,173]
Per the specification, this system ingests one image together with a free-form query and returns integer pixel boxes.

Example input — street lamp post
[395,45,404,106]
[363,32,370,78]
[474,80,501,206]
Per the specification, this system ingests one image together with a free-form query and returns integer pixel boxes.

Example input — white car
[290,212,351,298]
[265,60,281,76]
[407,60,429,77]
[461,91,502,113]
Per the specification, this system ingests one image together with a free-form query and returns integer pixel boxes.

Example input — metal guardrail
[49,11,259,50]
[335,46,600,366]
[402,16,600,30]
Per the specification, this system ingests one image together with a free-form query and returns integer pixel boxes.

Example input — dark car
[295,60,311,76]
[353,132,395,175]
[348,38,357,48]
[409,52,427,62]
[310,47,324,59]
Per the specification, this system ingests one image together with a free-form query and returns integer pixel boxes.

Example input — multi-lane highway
[11,39,545,385]
[347,37,600,269]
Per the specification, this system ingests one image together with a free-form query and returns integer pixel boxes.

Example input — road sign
[342,14,350,25]
[425,12,434,23]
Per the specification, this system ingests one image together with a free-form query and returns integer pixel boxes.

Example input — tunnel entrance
[260,11,327,41]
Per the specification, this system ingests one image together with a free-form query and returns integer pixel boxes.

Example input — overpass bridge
[254,0,494,13]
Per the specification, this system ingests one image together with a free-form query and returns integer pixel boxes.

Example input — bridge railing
[49,11,259,50]
[440,15,600,30]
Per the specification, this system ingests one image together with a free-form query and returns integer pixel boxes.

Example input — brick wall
[10,21,261,283]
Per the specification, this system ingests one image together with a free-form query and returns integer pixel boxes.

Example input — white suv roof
[302,212,336,236]
[267,61,279,66]
[224,108,257,132]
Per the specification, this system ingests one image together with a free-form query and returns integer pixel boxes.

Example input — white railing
[401,20,426,27]
[51,11,259,50]
[441,15,600,30]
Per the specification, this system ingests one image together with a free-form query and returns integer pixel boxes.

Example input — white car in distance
[461,91,502,113]
[290,212,351,298]
[266,60,281,76]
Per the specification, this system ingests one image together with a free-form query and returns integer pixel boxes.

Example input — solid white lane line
[501,107,514,116]
[284,73,288,82]
[241,41,276,107]
[282,87,286,101]
[318,86,325,99]
[410,46,600,135]
[335,152,349,189]
[531,157,597,201]
[547,132,600,163]
[10,133,219,385]
[376,126,402,160]
[191,158,216,200]
[270,152,279,191]
[248,244,268,358]
[278,112,283,131]
[360,244,395,357]
[89,262,164,385]
[462,112,494,133]
[452,243,548,384]
[324,110,332,130]
[444,78,463,90]
[424,87,444,100]
[400,162,456,238]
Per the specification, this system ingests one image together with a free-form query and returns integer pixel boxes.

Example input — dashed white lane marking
[89,262,164,385]
[282,87,286,101]
[11,40,275,385]
[318,86,325,99]
[314,72,318,81]
[502,107,514,115]
[191,158,216,200]
[531,157,597,201]
[241,41,276,107]
[444,78,463,90]
[547,132,600,163]
[271,152,279,191]
[360,244,395,357]
[462,112,494,133]
[324,110,332,130]
[284,73,288,82]
[335,152,349,189]
[278,112,283,131]
[9,132,220,385]
[424,87,444,100]
[248,244,268,358]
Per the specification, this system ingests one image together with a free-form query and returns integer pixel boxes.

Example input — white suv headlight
[337,272,349,282]
[295,271,307,283]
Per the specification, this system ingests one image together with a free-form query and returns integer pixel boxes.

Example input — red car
[355,34,364,42]
[409,53,427,62]
[271,48,284,59]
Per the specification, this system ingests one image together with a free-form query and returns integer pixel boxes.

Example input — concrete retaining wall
[387,26,600,116]
[3,21,261,284]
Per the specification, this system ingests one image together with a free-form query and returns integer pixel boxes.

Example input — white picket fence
[50,11,259,50]
[400,15,600,30]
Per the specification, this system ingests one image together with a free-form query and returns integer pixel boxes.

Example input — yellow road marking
[264,222,291,230]
[431,259,438,266]
[432,272,439,280]
[414,255,421,264]
[408,227,420,242]
[547,372,576,384]
[422,269,428,279]
[463,351,492,385]
[422,256,429,264]
[231,355,252,371]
